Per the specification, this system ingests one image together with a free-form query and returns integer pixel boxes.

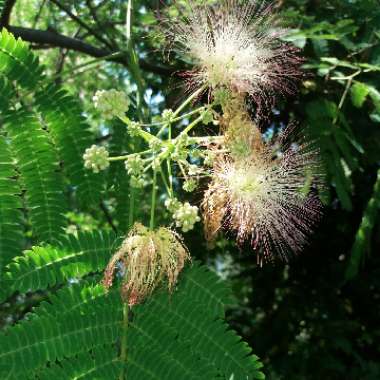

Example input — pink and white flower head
[165,0,302,111]
[103,223,190,306]
[202,127,324,264]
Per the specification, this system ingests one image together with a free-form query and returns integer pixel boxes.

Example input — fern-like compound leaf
[129,263,264,380]
[3,108,68,242]
[34,346,121,380]
[0,29,104,209]
[107,120,132,232]
[0,28,43,89]
[346,168,380,279]
[0,135,23,274]
[35,84,104,208]
[0,285,122,378]
[306,99,362,210]
[0,262,264,380]
[5,230,117,295]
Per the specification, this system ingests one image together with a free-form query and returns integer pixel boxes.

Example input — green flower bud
[201,108,214,125]
[125,155,144,175]
[149,138,163,153]
[213,88,231,108]
[130,175,146,189]
[165,198,181,213]
[83,145,110,173]
[172,202,201,232]
[93,89,129,119]
[183,179,197,193]
[127,121,142,138]
[162,108,174,122]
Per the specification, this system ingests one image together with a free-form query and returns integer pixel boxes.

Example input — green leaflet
[3,108,68,242]
[0,29,104,209]
[177,262,235,318]
[0,135,23,274]
[33,282,112,319]
[346,169,380,280]
[349,82,380,115]
[350,82,369,108]
[0,30,70,243]
[4,230,118,295]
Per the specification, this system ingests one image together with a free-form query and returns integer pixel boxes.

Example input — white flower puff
[202,129,325,264]
[165,0,302,110]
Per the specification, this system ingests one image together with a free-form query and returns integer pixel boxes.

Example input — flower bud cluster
[165,198,179,213]
[171,135,190,162]
[183,178,197,193]
[130,176,147,189]
[93,89,129,120]
[149,138,163,153]
[125,155,144,176]
[125,155,146,189]
[213,88,231,109]
[187,164,202,176]
[162,108,174,122]
[174,202,201,232]
[83,145,110,173]
[165,198,200,232]
[201,107,214,125]
[127,121,142,138]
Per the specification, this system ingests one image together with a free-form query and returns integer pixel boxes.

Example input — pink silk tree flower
[164,0,302,113]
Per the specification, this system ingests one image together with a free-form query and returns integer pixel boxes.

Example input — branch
[48,0,113,50]
[8,26,174,76]
[0,0,17,28]
[32,0,47,29]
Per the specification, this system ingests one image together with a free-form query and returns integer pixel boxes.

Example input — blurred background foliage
[1,0,380,379]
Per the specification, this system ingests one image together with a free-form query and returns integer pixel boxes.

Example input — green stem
[128,190,135,230]
[118,3,142,380]
[177,161,189,181]
[119,302,129,380]
[143,107,205,129]
[159,167,172,196]
[150,168,158,230]
[61,52,125,78]
[333,74,358,125]
[173,85,207,118]
[167,121,173,194]
[108,149,151,162]
[180,115,204,136]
